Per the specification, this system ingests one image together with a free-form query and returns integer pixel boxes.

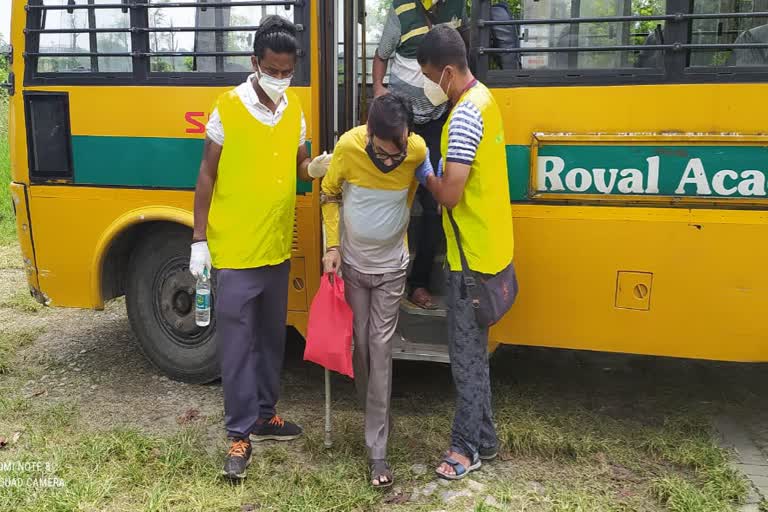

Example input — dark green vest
[393,0,466,59]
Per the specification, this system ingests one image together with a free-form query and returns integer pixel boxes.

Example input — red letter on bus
[185,112,206,134]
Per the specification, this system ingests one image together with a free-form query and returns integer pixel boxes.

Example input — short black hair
[416,25,468,71]
[253,15,298,58]
[367,94,414,150]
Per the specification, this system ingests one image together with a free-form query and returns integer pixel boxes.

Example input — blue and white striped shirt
[446,99,484,166]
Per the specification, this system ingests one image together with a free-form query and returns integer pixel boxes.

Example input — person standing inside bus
[189,16,332,481]
[321,94,432,488]
[372,0,467,310]
[415,25,515,480]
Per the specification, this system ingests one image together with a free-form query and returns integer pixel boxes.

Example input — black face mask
[366,141,406,174]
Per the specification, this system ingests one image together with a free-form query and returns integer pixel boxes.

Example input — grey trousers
[343,264,407,460]
[216,261,290,439]
[447,271,498,458]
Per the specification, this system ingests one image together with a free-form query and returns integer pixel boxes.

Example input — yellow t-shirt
[207,89,302,269]
[440,82,514,275]
[321,125,427,273]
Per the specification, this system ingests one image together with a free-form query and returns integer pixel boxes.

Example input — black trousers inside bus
[409,113,448,292]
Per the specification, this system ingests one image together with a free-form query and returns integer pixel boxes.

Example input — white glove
[189,241,211,279]
[308,151,333,179]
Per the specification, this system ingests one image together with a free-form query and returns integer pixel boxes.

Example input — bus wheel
[125,226,220,384]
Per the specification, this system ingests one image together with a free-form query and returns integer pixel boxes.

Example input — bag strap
[415,0,437,28]
[446,209,477,296]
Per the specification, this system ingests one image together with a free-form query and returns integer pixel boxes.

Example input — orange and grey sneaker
[221,438,252,480]
[250,415,303,442]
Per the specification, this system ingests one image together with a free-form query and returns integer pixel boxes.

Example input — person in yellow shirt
[415,26,516,480]
[321,94,432,488]
[189,16,332,481]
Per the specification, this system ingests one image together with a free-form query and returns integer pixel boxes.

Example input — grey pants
[216,261,290,439]
[343,264,407,460]
[447,271,498,458]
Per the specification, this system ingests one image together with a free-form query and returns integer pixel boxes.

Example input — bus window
[148,0,294,73]
[492,0,666,71]
[25,0,310,85]
[472,0,768,85]
[689,0,768,67]
[34,0,132,73]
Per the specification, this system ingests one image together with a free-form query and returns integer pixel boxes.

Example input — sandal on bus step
[435,452,481,481]
[409,288,438,310]
[370,459,394,489]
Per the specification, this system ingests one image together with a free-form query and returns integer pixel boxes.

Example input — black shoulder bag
[446,209,518,327]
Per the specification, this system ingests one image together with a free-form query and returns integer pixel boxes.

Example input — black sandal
[370,459,394,488]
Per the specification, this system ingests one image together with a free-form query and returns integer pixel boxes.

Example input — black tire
[125,225,220,383]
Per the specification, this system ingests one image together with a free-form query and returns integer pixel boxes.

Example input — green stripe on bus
[72,134,522,198]
[72,135,314,194]
[72,135,201,188]
[533,144,768,198]
[507,144,530,201]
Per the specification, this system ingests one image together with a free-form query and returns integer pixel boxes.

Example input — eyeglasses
[372,144,407,163]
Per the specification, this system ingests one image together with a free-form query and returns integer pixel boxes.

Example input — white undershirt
[205,73,307,147]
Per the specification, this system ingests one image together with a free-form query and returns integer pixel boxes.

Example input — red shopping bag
[304,273,354,378]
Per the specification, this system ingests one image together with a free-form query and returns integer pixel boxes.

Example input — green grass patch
[652,475,735,512]
[0,345,755,511]
[0,289,43,313]
[0,242,22,269]
[0,406,381,512]
[0,328,43,375]
[0,91,16,245]
[486,383,748,511]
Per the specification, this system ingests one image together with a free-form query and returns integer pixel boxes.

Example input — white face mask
[257,64,292,104]
[423,69,450,106]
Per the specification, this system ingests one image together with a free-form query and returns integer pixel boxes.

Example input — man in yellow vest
[321,94,431,488]
[415,26,516,480]
[189,16,332,481]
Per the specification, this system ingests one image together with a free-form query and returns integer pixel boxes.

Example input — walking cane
[321,224,333,449]
[324,368,332,448]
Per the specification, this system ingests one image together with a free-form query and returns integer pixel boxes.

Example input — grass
[0,90,16,245]
[0,242,22,269]
[0,289,42,313]
[0,405,381,512]
[0,327,44,375]
[0,352,751,512]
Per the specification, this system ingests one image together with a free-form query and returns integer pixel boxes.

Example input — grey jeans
[342,264,407,460]
[447,271,498,458]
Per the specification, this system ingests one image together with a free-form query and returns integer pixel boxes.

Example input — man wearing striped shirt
[373,0,467,309]
[414,25,515,480]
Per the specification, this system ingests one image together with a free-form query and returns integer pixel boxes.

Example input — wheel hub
[155,264,210,343]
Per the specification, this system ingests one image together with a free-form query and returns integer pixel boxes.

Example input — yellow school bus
[6,0,768,383]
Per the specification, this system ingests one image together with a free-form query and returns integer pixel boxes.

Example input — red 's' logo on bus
[185,112,208,134]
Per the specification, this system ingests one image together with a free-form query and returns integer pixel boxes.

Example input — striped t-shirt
[445,97,484,166]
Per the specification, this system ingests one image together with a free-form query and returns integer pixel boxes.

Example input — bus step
[392,336,449,364]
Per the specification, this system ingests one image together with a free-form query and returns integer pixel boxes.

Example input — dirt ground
[1,242,767,511]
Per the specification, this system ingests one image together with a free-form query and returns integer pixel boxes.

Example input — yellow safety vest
[207,89,302,269]
[441,82,514,275]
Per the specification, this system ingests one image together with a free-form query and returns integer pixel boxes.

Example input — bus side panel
[27,187,318,319]
[491,205,768,362]
[9,183,41,295]
[485,83,768,362]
